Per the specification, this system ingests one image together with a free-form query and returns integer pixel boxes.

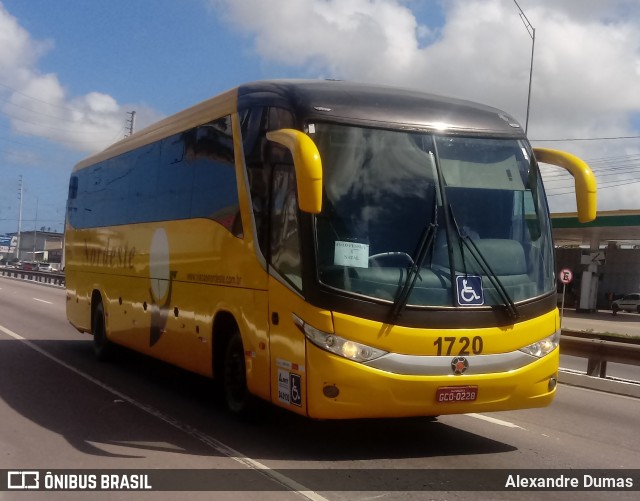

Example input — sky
[0,0,639,236]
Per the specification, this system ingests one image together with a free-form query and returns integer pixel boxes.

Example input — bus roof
[73,80,524,172]
[237,80,524,137]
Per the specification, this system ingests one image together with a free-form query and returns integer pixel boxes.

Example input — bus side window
[242,106,296,260]
[270,162,302,290]
[242,107,271,257]
[68,176,78,200]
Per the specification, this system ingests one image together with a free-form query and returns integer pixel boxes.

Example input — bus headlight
[292,314,387,363]
[519,330,560,358]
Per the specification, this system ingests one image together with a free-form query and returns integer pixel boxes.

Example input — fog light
[548,377,557,391]
[323,385,340,398]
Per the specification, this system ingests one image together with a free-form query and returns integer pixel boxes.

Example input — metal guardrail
[560,331,640,378]
[0,267,65,287]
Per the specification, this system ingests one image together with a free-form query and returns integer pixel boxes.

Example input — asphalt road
[0,277,639,500]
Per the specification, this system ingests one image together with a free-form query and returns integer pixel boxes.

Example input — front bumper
[306,342,558,419]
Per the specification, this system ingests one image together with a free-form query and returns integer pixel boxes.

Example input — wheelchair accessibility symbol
[456,275,484,306]
[290,373,302,407]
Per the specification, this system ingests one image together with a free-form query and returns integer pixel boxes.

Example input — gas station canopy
[551,209,640,312]
[552,210,640,247]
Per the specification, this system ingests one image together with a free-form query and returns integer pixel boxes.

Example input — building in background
[0,230,63,268]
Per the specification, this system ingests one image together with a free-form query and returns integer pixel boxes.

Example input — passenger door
[267,162,309,416]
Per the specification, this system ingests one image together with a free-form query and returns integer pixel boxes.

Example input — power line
[532,135,640,142]
[586,153,640,164]
[0,80,82,114]
[547,178,640,196]
[0,79,129,146]
[0,95,92,126]
[542,164,640,181]
[2,107,117,135]
[542,148,640,197]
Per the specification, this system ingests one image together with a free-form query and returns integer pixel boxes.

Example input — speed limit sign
[559,268,573,285]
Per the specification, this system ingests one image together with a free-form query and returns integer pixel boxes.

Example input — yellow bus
[65,80,596,419]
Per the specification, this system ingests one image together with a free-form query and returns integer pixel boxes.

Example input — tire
[92,301,113,361]
[222,331,253,415]
[612,304,619,316]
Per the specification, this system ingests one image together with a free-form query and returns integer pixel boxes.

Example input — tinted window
[271,163,302,289]
[67,115,241,236]
[241,106,295,258]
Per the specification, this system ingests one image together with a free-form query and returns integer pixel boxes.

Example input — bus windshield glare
[312,123,554,309]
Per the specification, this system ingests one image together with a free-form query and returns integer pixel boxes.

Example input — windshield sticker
[334,241,370,268]
[456,275,484,306]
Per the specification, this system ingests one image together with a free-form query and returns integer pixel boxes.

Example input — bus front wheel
[223,330,253,415]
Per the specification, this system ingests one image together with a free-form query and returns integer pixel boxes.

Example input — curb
[558,369,640,398]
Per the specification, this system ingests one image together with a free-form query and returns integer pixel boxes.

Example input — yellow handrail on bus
[533,147,597,223]
[267,128,323,214]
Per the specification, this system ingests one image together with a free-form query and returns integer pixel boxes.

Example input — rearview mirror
[533,148,597,223]
[266,129,323,214]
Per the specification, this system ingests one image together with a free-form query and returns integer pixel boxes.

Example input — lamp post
[513,0,535,135]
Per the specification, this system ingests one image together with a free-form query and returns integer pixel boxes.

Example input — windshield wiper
[389,205,438,322]
[448,205,519,319]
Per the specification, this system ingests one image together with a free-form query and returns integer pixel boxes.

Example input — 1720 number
[433,336,483,356]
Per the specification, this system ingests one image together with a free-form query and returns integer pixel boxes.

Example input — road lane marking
[33,298,53,304]
[466,413,524,429]
[0,322,328,501]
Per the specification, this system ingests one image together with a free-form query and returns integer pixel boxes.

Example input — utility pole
[17,175,23,260]
[125,110,136,137]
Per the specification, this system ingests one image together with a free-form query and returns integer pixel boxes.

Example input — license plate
[436,386,478,403]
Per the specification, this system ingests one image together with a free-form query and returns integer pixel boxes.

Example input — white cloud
[0,2,162,153]
[212,0,640,213]
[213,0,424,80]
[0,2,51,82]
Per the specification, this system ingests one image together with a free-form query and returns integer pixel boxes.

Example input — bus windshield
[312,123,554,309]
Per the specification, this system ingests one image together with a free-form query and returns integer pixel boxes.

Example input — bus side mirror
[533,147,597,223]
[266,129,323,214]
